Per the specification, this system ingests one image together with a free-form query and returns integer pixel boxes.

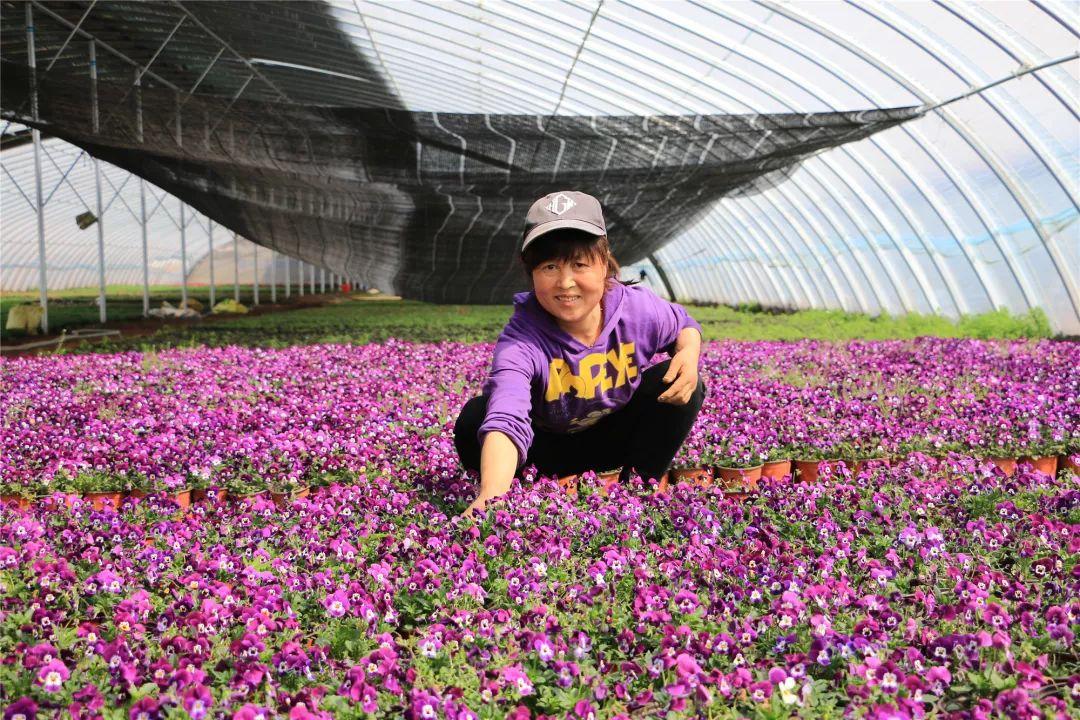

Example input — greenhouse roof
[1,1,1077,332]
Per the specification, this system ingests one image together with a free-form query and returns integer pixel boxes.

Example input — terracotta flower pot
[1059,454,1079,476]
[846,458,888,475]
[669,466,713,487]
[595,470,621,496]
[712,465,762,492]
[128,489,149,500]
[0,495,30,511]
[228,490,268,504]
[1018,455,1057,477]
[84,491,124,511]
[270,487,310,507]
[795,459,842,483]
[653,473,670,495]
[761,460,792,480]
[192,487,228,504]
[987,456,1017,477]
[557,474,579,497]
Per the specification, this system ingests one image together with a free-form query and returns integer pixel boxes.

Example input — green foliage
[3,284,1057,353]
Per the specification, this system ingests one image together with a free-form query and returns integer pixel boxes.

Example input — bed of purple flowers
[1,337,1078,720]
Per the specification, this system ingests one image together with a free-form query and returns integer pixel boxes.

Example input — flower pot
[270,487,310,507]
[593,470,621,496]
[192,487,228,504]
[0,495,30,511]
[846,458,888,475]
[794,459,842,483]
[557,474,579,497]
[128,489,149,500]
[1059,454,1079,476]
[653,473,670,495]
[84,491,124,511]
[170,490,192,510]
[987,456,1017,477]
[1018,455,1057,477]
[712,465,762,492]
[37,493,80,511]
[228,490,268,504]
[761,460,792,480]
[669,466,713,487]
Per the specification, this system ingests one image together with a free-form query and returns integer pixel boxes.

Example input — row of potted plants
[4,450,1076,513]
[0,469,314,512]
[664,448,1079,490]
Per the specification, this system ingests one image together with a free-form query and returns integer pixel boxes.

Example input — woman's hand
[658,327,701,405]
[460,431,517,518]
[657,350,699,405]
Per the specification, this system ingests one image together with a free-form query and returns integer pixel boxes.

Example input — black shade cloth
[0,1,921,303]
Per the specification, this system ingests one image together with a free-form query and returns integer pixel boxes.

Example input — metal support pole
[252,240,259,306]
[179,200,188,308]
[233,231,240,302]
[285,253,291,298]
[135,67,149,317]
[140,180,148,316]
[89,40,107,323]
[175,94,188,309]
[208,219,215,308]
[270,249,277,303]
[27,5,49,334]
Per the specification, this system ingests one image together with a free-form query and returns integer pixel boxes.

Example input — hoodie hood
[512,280,627,350]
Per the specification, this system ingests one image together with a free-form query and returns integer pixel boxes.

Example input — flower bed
[1,338,1078,718]
[1,339,1076,498]
[2,463,1078,719]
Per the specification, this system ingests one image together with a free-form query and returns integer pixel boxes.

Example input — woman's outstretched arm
[463,430,518,516]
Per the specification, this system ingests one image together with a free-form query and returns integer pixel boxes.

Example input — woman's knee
[453,396,488,471]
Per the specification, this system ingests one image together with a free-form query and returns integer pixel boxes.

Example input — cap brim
[522,219,606,250]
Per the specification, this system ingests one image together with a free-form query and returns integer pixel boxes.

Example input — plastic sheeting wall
[1,0,1077,332]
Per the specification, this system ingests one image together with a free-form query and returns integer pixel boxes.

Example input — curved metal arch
[351,0,917,313]
[740,184,851,310]
[680,222,758,306]
[709,0,1009,315]
[766,1,1072,321]
[569,10,929,314]
[862,1,1080,318]
[717,205,803,306]
[931,2,1078,199]
[712,199,807,308]
[792,159,915,313]
[577,3,956,318]
[352,0,942,317]
[673,0,988,315]
[674,225,753,305]
[805,154,942,314]
[702,207,788,307]
[723,190,822,309]
[733,191,829,308]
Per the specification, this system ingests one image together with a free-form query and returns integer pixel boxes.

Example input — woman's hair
[520,230,637,285]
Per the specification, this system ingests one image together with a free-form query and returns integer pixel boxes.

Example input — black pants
[454,359,705,483]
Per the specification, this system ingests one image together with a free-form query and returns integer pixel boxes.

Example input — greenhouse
[1,2,1078,719]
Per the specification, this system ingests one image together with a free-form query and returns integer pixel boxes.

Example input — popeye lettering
[545,342,638,401]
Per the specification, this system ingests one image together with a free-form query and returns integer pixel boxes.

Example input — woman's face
[531,252,607,329]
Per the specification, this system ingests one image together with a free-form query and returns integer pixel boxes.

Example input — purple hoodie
[478,281,703,464]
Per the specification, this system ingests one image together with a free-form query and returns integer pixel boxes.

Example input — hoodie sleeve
[478,334,538,468]
[646,288,703,356]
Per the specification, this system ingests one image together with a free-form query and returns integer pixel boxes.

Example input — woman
[454,191,705,514]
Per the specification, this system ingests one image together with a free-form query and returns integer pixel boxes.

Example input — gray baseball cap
[522,191,607,251]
